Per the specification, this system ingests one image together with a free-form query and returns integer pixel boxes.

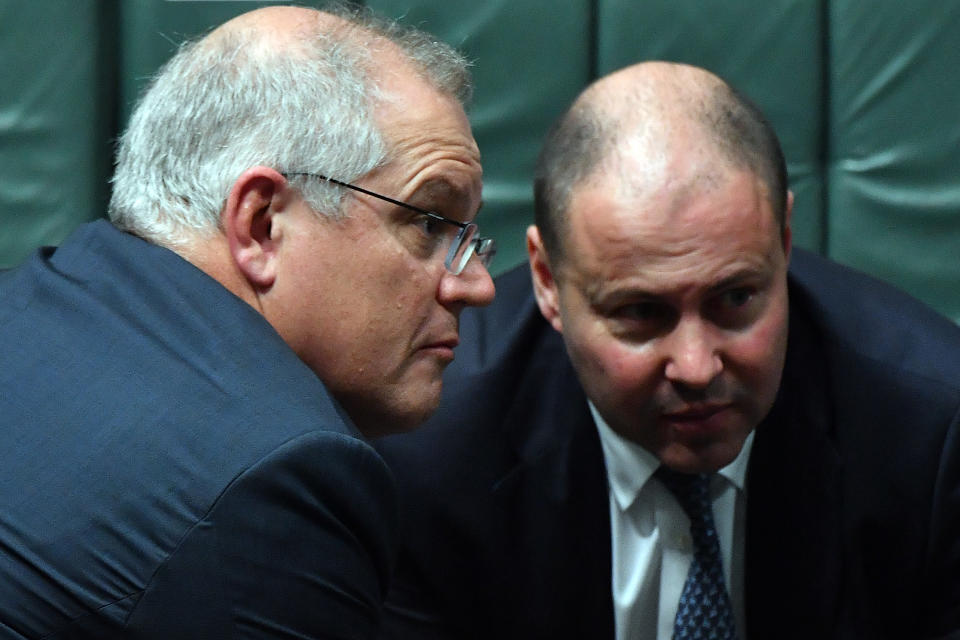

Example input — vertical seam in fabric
[588,0,600,81]
[818,0,833,256]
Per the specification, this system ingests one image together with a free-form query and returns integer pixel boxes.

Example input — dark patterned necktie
[656,468,738,640]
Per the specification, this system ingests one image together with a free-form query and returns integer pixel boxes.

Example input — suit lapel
[493,333,616,639]
[745,296,843,638]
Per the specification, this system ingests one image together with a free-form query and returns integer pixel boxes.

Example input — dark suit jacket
[375,248,960,639]
[0,221,397,639]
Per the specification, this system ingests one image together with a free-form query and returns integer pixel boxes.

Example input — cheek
[393,268,434,307]
[606,346,662,397]
[727,299,789,397]
[393,267,442,337]
[359,245,437,329]
[565,330,662,406]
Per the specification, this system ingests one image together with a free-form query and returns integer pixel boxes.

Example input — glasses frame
[283,172,495,275]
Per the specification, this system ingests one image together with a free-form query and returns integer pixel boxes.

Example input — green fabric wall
[596,0,826,252]
[0,1,114,267]
[2,1,958,321]
[827,1,960,314]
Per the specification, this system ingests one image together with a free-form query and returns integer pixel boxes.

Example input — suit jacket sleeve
[378,568,454,640]
[123,430,398,640]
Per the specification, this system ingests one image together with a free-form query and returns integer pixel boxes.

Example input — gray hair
[533,72,787,263]
[109,4,472,248]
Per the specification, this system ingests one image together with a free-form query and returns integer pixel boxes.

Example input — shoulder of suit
[788,247,960,390]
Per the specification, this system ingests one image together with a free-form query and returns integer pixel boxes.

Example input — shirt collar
[590,401,755,512]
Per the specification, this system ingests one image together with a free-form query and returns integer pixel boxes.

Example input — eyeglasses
[283,173,496,275]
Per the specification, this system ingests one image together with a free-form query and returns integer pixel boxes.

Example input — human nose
[437,255,495,308]
[662,317,722,389]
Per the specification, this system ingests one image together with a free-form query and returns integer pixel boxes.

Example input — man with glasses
[375,62,960,639]
[0,4,492,639]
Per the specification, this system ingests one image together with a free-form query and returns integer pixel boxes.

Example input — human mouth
[418,335,459,362]
[661,403,733,435]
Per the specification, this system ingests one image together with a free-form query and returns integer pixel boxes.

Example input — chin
[659,440,745,474]
[351,395,441,439]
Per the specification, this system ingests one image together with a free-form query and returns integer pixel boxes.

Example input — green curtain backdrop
[2,0,959,321]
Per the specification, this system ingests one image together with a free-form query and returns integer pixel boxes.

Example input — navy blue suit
[0,221,396,639]
[375,249,960,639]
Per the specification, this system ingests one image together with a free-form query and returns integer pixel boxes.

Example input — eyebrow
[409,179,482,222]
[584,265,774,305]
[705,268,773,295]
[583,278,650,305]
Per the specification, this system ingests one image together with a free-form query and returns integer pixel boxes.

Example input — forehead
[379,84,478,159]
[562,167,782,292]
[372,54,480,164]
[368,59,482,216]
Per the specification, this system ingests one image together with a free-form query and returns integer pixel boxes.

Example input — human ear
[221,167,288,289]
[526,225,564,333]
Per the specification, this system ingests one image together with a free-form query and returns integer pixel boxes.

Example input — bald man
[0,5,494,638]
[375,62,960,639]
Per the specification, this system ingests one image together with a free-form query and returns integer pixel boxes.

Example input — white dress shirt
[591,403,753,640]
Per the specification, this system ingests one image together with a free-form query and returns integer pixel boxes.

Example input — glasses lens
[475,237,496,268]
[445,223,478,275]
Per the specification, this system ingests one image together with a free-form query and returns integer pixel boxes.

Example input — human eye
[608,300,675,340]
[413,213,444,239]
[720,287,754,308]
[398,211,449,259]
[621,301,670,321]
[708,286,762,329]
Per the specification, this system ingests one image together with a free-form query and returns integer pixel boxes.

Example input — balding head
[209,5,472,104]
[212,5,338,38]
[208,5,339,46]
[109,3,472,248]
[533,61,787,264]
